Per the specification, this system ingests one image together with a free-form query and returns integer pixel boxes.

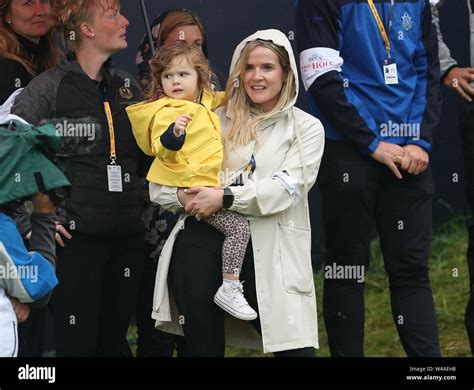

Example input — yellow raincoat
[126,90,225,187]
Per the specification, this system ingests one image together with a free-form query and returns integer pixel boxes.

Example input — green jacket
[0,120,70,205]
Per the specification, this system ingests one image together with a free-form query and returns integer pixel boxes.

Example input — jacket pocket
[278,223,314,295]
[185,139,222,165]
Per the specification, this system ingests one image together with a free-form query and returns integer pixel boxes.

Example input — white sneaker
[214,282,258,321]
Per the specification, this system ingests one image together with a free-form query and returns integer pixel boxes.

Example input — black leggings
[169,217,315,357]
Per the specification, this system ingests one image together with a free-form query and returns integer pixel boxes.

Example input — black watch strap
[223,187,234,209]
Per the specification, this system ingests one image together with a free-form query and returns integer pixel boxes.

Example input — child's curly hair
[147,42,215,102]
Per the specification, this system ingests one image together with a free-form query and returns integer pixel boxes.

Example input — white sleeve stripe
[299,47,344,91]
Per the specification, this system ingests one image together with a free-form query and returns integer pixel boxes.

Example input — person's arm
[431,0,474,101]
[0,194,58,307]
[295,0,380,154]
[159,123,187,151]
[11,71,57,125]
[151,111,192,156]
[149,183,185,214]
[405,1,442,153]
[431,0,458,76]
[186,113,325,218]
[26,194,57,308]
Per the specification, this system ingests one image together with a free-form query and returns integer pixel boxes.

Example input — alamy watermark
[55,120,96,141]
[380,121,420,141]
[0,264,38,283]
[324,262,365,283]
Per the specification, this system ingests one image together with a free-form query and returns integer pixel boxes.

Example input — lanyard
[368,0,395,58]
[103,101,117,163]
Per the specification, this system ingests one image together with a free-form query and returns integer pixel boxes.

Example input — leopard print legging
[206,210,250,276]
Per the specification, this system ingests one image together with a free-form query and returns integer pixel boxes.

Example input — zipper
[11,321,17,357]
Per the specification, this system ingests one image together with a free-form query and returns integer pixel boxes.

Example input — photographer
[0,121,70,357]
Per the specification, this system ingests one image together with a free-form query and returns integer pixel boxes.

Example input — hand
[177,188,197,207]
[24,222,72,247]
[400,144,429,175]
[370,141,405,179]
[173,115,192,137]
[54,222,72,247]
[443,67,474,102]
[31,193,55,214]
[8,297,30,323]
[184,187,223,218]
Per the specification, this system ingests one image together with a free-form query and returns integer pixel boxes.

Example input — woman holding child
[137,29,325,356]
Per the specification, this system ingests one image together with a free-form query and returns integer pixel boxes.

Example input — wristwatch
[222,187,234,210]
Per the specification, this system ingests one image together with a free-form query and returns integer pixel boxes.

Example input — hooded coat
[150,29,325,353]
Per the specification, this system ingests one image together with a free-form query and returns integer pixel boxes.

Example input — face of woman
[163,24,203,51]
[243,45,287,113]
[5,0,52,43]
[88,6,129,54]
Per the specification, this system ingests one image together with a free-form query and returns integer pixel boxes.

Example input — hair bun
[53,0,80,35]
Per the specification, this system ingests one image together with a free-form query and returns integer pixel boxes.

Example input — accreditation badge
[107,164,123,192]
[383,58,399,85]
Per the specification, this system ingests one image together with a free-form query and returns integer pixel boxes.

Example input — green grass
[128,216,473,357]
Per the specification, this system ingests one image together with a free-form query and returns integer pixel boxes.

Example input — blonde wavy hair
[54,0,120,51]
[223,40,296,151]
[0,0,61,75]
[147,41,215,102]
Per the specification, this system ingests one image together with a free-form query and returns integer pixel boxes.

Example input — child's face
[161,57,199,102]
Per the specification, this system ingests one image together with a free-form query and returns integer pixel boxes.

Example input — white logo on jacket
[401,12,413,31]
[299,47,344,90]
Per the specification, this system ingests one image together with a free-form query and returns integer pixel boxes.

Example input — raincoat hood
[229,29,299,115]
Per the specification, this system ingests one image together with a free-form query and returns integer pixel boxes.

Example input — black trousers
[51,232,144,357]
[319,140,441,357]
[460,101,474,355]
[17,307,45,357]
[135,206,185,357]
[169,218,315,357]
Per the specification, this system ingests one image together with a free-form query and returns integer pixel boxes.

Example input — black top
[11,57,148,236]
[0,34,48,104]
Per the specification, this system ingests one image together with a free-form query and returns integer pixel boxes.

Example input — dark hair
[136,9,208,93]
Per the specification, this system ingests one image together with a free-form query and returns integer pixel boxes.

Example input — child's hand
[173,115,192,137]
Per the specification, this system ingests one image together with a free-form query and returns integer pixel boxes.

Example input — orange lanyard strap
[103,101,116,163]
[367,0,394,57]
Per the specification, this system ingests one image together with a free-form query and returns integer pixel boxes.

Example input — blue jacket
[0,212,57,303]
[295,0,441,154]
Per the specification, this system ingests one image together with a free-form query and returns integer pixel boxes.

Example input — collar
[15,33,45,57]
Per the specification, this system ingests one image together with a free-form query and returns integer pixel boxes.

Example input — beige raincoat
[150,29,325,353]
